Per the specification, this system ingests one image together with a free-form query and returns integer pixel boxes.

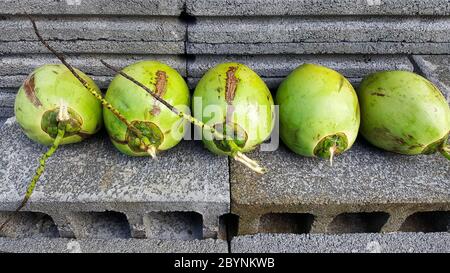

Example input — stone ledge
[231,232,450,253]
[187,0,450,16]
[0,118,230,239]
[0,237,228,253]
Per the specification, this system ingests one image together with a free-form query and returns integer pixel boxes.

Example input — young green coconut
[0,64,103,231]
[103,61,190,157]
[192,63,275,173]
[358,70,450,160]
[276,63,360,165]
[0,14,151,232]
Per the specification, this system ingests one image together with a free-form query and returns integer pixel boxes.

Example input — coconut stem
[147,146,157,159]
[0,127,65,233]
[329,145,336,167]
[26,14,144,140]
[440,144,450,161]
[234,152,267,174]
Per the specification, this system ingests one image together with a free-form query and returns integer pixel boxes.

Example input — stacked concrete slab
[185,0,450,91]
[0,0,186,117]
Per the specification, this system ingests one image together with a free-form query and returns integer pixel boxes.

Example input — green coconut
[192,62,274,172]
[15,64,103,145]
[358,70,450,160]
[276,63,360,163]
[1,64,103,232]
[103,61,190,157]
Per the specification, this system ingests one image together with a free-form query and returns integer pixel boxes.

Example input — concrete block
[231,232,450,253]
[65,211,132,239]
[144,211,203,240]
[230,140,450,235]
[187,0,450,16]
[187,77,361,91]
[0,16,185,54]
[413,55,450,100]
[187,55,413,89]
[0,0,184,16]
[187,42,450,55]
[188,17,450,44]
[0,119,230,239]
[0,211,59,238]
[0,74,112,89]
[187,17,450,54]
[0,238,228,253]
[0,93,15,108]
[188,55,413,78]
[2,16,185,42]
[0,54,187,77]
[1,40,185,54]
[0,107,13,118]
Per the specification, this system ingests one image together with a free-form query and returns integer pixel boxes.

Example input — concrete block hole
[328,212,390,233]
[259,213,315,234]
[143,211,203,240]
[67,211,131,239]
[400,211,450,232]
[0,211,58,238]
[219,213,239,240]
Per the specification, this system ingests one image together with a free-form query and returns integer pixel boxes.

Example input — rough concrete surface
[0,238,228,253]
[0,119,229,238]
[188,17,450,44]
[413,55,450,99]
[187,0,450,16]
[0,74,112,89]
[0,54,187,77]
[231,232,450,253]
[2,16,185,42]
[0,40,185,55]
[188,55,413,78]
[0,0,184,16]
[0,107,14,118]
[231,139,450,234]
[187,77,362,91]
[0,92,15,107]
[187,42,450,55]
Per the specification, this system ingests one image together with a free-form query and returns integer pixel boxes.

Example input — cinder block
[0,211,59,238]
[187,0,450,16]
[188,55,413,78]
[0,55,187,77]
[188,42,450,55]
[0,75,112,89]
[1,41,184,54]
[0,16,185,54]
[187,77,361,91]
[0,107,14,118]
[0,238,229,253]
[2,16,185,42]
[0,119,230,239]
[189,17,450,44]
[144,211,204,240]
[231,232,450,253]
[187,55,413,89]
[187,17,450,54]
[413,55,450,99]
[1,0,184,16]
[0,93,15,108]
[230,141,450,235]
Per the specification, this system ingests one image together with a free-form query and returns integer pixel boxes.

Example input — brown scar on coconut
[24,74,42,107]
[150,71,168,116]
